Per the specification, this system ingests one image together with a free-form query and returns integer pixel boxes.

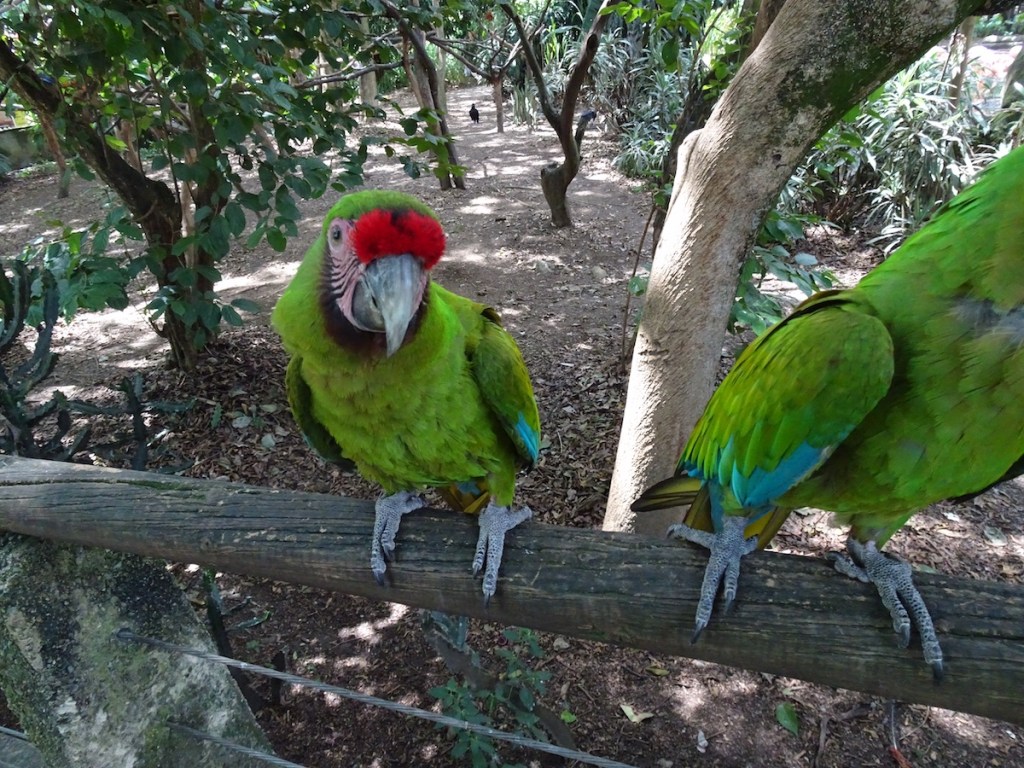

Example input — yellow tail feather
[631,474,702,512]
[633,475,788,550]
[437,485,491,515]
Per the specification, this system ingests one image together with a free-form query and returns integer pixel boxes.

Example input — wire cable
[116,627,638,768]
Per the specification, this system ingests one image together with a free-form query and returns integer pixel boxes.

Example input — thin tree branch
[297,61,405,89]
[426,35,498,81]
[558,3,610,142]
[499,0,560,128]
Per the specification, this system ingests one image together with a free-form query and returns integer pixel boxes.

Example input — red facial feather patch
[349,208,445,269]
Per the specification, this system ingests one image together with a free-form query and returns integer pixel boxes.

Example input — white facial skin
[325,216,427,356]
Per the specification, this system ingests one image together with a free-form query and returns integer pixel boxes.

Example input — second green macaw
[272,190,541,602]
[633,144,1024,678]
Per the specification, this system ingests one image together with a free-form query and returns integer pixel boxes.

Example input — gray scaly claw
[830,538,944,681]
[473,503,532,604]
[370,491,426,585]
[667,515,758,643]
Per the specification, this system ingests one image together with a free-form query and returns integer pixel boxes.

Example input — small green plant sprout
[429,627,566,768]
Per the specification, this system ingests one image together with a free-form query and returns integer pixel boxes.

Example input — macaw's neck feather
[350,208,445,268]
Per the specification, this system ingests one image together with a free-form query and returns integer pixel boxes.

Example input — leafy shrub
[430,627,560,768]
[974,12,1024,37]
[604,1,747,183]
[732,211,834,334]
[784,51,1001,250]
[613,60,688,178]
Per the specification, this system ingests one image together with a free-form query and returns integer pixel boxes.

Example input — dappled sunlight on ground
[455,195,503,216]
[337,602,409,646]
[32,305,162,399]
[216,260,296,311]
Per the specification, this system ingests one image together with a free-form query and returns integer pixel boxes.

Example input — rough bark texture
[492,76,506,133]
[0,457,1022,725]
[358,18,378,109]
[603,0,1016,535]
[1002,44,1024,107]
[948,16,976,105]
[0,535,271,766]
[749,0,788,52]
[37,116,69,199]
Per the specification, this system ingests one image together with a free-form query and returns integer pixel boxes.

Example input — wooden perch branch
[0,456,1022,725]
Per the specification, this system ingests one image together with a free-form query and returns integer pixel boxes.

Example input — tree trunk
[540,163,571,227]
[1002,45,1024,107]
[492,75,505,133]
[603,0,1013,534]
[0,38,203,370]
[162,312,199,371]
[390,3,464,191]
[37,116,69,199]
[431,0,447,113]
[501,0,609,227]
[748,0,787,53]
[948,16,976,105]
[115,115,143,173]
[651,5,763,253]
[182,11,223,302]
[359,18,378,110]
[650,76,716,253]
[0,536,271,766]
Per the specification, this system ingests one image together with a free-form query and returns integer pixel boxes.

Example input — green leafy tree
[0,0,429,370]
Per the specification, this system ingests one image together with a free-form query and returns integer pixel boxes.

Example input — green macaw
[633,145,1024,678]
[272,190,541,602]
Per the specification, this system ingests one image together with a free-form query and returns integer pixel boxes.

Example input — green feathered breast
[636,145,1024,547]
[274,262,539,510]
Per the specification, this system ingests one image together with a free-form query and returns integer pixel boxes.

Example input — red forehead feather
[349,208,445,269]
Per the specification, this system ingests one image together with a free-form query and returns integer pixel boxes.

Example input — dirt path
[1,84,1022,767]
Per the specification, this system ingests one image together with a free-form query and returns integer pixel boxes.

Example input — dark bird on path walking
[469,103,480,123]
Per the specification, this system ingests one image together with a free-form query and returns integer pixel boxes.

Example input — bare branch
[427,35,497,81]
[499,0,559,127]
[297,61,404,89]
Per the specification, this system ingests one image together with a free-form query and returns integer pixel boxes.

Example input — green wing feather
[284,355,354,470]
[634,290,896,547]
[470,305,542,467]
[427,286,541,511]
[683,291,896,496]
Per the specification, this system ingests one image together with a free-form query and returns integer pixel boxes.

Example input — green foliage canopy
[0,0,438,368]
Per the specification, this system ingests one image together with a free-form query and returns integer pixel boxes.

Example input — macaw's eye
[328,218,354,255]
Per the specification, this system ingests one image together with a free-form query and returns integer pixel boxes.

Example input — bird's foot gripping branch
[634,144,1024,677]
